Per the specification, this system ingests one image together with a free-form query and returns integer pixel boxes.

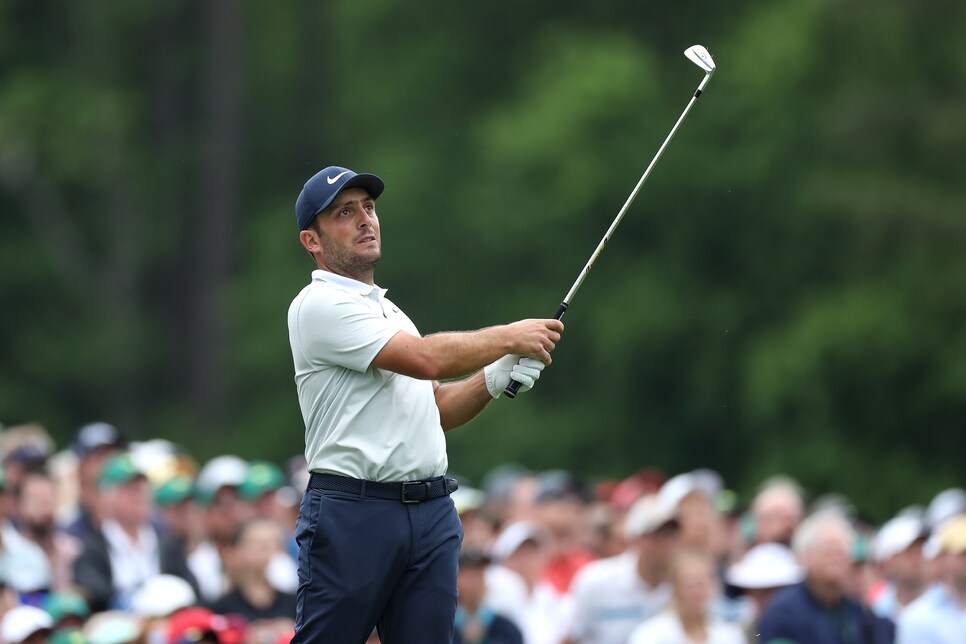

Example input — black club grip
[503,301,568,399]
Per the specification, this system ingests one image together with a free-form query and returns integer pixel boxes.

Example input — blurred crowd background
[2,1,965,642]
[0,421,962,643]
[1,0,964,526]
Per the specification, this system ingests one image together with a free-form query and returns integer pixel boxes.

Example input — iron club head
[684,45,715,75]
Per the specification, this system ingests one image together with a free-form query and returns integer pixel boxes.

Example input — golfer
[288,165,563,643]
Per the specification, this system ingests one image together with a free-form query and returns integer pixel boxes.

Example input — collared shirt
[897,583,966,644]
[101,520,160,600]
[288,269,447,482]
[567,551,672,644]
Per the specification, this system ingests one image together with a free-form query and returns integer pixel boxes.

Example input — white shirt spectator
[568,551,671,644]
[0,521,51,593]
[486,564,573,644]
[627,610,746,644]
[188,539,229,603]
[897,583,966,644]
[101,519,160,599]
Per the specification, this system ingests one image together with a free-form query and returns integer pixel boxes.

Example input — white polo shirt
[288,269,447,482]
[568,551,672,644]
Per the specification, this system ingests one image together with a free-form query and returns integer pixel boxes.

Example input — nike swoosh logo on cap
[326,171,350,185]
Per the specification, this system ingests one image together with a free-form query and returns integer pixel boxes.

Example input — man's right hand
[504,318,564,364]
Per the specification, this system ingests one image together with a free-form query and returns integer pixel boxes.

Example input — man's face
[108,478,152,527]
[19,475,56,527]
[755,491,802,545]
[887,540,925,582]
[206,486,252,542]
[506,540,549,584]
[638,523,679,579]
[304,188,381,278]
[677,492,719,548]
[805,529,851,592]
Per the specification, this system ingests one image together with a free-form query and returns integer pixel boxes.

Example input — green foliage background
[1,0,963,521]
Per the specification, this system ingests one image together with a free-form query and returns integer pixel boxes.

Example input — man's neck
[316,262,375,286]
[805,577,843,606]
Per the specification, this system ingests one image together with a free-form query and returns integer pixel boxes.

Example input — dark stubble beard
[23,520,53,542]
[317,228,381,283]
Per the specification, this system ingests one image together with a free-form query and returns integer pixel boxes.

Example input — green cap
[240,461,286,501]
[155,475,195,507]
[49,629,88,644]
[97,453,145,489]
[44,591,91,622]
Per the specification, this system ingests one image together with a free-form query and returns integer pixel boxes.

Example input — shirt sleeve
[292,286,403,373]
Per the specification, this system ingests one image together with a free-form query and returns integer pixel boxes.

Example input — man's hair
[792,510,855,560]
[752,475,805,514]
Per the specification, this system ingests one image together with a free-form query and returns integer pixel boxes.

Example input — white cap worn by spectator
[873,514,926,563]
[726,543,803,589]
[130,574,198,618]
[926,488,966,532]
[490,520,548,562]
[625,494,678,540]
[659,471,719,510]
[1,606,53,644]
[196,455,248,495]
[128,439,185,485]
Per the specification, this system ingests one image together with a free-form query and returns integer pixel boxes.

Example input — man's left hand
[483,355,546,399]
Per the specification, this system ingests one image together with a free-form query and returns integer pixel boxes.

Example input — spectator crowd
[0,421,962,644]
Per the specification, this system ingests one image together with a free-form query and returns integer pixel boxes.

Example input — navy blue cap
[295,166,385,231]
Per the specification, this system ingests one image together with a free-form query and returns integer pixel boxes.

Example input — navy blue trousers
[292,485,462,643]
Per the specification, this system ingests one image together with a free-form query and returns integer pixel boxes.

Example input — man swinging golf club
[287,165,563,642]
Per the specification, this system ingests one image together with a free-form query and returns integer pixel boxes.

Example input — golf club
[505,44,716,398]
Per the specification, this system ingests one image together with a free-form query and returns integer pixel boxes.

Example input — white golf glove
[483,355,547,399]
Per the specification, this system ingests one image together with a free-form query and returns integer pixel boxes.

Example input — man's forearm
[433,372,494,431]
[373,327,514,381]
[373,318,560,381]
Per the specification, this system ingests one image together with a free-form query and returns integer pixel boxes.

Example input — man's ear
[299,228,321,255]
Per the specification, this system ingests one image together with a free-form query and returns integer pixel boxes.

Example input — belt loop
[359,479,367,498]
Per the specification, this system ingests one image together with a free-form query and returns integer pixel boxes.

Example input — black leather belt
[308,472,458,504]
